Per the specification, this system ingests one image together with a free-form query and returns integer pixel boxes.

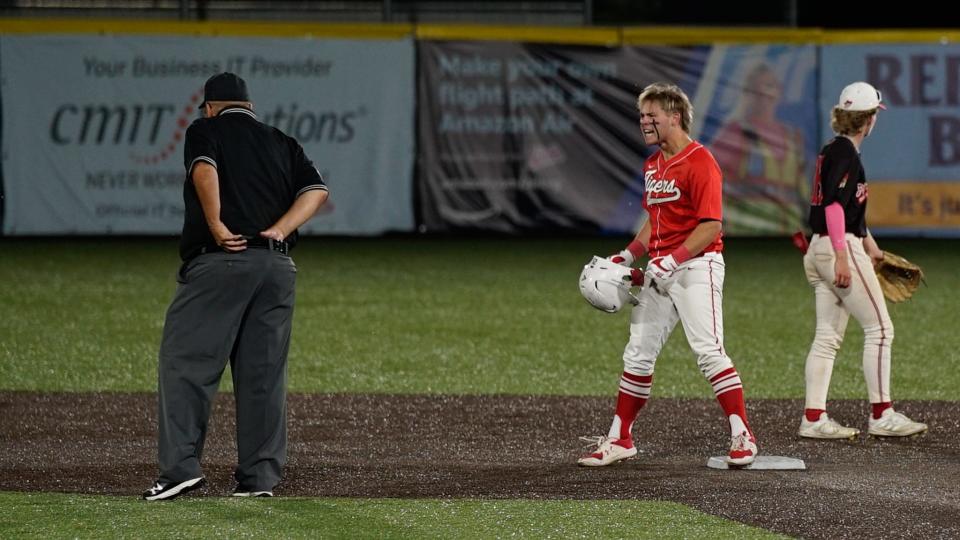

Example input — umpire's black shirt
[180,106,327,261]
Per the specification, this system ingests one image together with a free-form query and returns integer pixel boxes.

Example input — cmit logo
[48,88,202,164]
[50,103,177,145]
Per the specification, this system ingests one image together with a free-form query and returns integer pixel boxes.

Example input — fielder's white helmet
[579,256,639,313]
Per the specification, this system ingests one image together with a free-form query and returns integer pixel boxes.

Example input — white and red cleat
[577,436,638,467]
[726,431,758,466]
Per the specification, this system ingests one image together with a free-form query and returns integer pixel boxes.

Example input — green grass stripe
[0,492,786,539]
[0,238,956,398]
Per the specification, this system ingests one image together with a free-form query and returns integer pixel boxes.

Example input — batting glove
[646,254,679,283]
[608,250,634,266]
[630,268,644,287]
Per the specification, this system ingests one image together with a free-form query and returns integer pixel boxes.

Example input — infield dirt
[2,392,958,539]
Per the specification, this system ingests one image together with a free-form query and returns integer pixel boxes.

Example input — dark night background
[594,0,947,28]
[0,1,949,29]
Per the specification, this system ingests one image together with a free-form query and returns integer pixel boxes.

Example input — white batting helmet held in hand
[579,256,640,313]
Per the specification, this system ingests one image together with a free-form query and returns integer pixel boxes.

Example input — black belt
[196,237,289,257]
[244,236,290,255]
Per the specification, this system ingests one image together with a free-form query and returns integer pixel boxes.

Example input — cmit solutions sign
[1,34,414,235]
[49,100,365,156]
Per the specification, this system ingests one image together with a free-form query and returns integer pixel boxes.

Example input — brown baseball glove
[874,251,925,303]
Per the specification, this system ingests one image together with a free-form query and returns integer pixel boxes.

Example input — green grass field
[0,492,785,539]
[1,237,956,397]
[1,236,955,538]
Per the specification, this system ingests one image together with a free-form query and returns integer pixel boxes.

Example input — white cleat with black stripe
[142,477,206,501]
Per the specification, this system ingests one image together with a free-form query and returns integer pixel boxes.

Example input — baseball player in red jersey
[579,82,757,467]
[798,81,927,439]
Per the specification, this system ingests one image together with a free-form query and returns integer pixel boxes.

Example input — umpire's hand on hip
[210,221,247,252]
[259,228,286,242]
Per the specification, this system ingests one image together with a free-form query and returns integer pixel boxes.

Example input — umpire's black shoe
[142,477,206,501]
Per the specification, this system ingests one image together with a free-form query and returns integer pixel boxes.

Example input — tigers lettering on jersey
[644,170,681,205]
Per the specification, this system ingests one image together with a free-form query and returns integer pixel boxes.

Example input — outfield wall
[1,20,958,237]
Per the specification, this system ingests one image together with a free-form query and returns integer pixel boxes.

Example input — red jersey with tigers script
[642,141,724,257]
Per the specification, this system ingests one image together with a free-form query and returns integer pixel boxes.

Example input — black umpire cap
[198,72,250,109]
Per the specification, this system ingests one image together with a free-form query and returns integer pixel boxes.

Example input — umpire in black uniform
[143,72,328,500]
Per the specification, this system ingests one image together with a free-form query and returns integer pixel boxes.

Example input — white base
[706,455,806,470]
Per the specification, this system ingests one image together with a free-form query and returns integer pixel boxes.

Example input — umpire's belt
[245,236,289,255]
[199,237,289,256]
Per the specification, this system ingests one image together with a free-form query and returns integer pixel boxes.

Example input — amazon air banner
[417,42,819,235]
[822,45,960,236]
[1,34,414,235]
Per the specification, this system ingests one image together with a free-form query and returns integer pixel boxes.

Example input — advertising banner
[417,41,820,236]
[822,44,960,236]
[1,34,415,235]
[417,41,709,234]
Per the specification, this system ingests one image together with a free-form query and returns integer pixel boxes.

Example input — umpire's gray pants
[157,249,296,491]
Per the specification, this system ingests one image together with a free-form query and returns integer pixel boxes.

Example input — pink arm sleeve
[824,202,846,251]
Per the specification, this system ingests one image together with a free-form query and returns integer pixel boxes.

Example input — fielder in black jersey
[797,81,927,441]
[143,73,329,501]
[809,136,868,239]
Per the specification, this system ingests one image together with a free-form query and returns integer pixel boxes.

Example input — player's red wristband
[672,245,692,264]
[626,239,647,260]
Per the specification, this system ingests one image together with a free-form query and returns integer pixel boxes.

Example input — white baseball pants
[803,233,894,408]
[622,253,735,380]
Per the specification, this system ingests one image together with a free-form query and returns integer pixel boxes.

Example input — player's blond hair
[637,82,694,133]
[830,108,876,136]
